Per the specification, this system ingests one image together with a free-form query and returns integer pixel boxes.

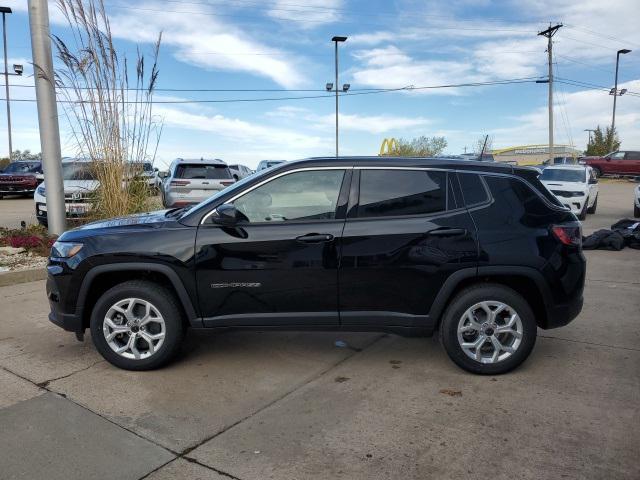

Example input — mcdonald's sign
[379,138,399,156]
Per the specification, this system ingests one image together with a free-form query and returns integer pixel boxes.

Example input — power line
[564,24,640,50]
[0,76,542,93]
[0,77,544,104]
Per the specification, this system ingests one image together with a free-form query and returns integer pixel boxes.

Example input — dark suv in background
[46,157,585,374]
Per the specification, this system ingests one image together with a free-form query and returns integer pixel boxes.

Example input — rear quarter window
[457,173,489,206]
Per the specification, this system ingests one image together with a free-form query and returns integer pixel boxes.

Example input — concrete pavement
[0,180,638,479]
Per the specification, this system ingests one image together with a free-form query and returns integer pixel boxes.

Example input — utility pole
[538,23,562,163]
[28,0,65,234]
[584,129,595,149]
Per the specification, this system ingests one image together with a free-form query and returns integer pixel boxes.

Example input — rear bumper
[544,295,584,329]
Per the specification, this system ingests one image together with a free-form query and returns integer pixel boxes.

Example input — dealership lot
[0,180,638,479]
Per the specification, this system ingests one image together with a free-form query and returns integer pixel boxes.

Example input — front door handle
[426,228,467,237]
[296,233,334,243]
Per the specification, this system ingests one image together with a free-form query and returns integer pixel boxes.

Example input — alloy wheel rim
[456,301,523,364]
[103,298,166,360]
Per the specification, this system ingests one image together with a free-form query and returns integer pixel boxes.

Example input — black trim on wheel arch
[76,263,201,327]
[429,266,553,327]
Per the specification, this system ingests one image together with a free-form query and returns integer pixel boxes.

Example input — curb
[0,267,47,287]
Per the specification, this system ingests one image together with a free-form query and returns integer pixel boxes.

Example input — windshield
[540,168,585,183]
[62,163,96,181]
[2,162,40,173]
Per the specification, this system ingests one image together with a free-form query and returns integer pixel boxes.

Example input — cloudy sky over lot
[3,0,640,167]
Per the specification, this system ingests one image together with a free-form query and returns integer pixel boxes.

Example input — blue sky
[3,0,640,169]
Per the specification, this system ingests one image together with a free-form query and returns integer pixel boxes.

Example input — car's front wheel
[90,280,185,370]
[587,195,598,214]
[440,284,537,375]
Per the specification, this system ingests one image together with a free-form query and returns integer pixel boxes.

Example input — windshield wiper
[165,207,187,218]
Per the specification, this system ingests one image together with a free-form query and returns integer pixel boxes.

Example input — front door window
[233,170,345,223]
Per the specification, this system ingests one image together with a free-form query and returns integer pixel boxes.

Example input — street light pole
[0,6,12,161]
[28,0,66,234]
[331,36,346,158]
[611,48,631,150]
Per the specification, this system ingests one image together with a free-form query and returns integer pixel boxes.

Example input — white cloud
[154,104,328,153]
[265,105,432,134]
[492,79,640,149]
[350,46,487,94]
[13,0,306,88]
[266,0,343,27]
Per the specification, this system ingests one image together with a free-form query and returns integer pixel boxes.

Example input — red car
[584,150,640,177]
[0,161,43,198]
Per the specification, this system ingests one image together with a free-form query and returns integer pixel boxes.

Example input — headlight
[571,191,586,197]
[37,185,46,197]
[51,241,83,258]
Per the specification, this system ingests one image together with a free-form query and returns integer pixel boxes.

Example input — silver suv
[162,158,234,208]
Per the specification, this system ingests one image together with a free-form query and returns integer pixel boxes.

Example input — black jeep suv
[46,157,585,374]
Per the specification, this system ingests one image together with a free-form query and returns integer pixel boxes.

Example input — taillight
[551,225,582,246]
[170,180,191,186]
[220,180,235,186]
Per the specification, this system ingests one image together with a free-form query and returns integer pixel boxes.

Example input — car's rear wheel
[90,280,185,370]
[592,166,602,178]
[587,195,597,214]
[440,284,537,375]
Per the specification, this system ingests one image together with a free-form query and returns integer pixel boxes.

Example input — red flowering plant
[0,224,56,257]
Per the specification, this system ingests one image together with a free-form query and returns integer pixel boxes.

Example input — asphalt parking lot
[0,180,638,479]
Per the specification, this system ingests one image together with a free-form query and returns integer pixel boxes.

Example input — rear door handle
[296,233,334,243]
[426,228,467,237]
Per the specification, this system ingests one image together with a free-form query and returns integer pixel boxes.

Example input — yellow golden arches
[379,138,399,156]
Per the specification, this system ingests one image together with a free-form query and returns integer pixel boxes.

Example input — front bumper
[46,267,84,334]
[0,186,36,194]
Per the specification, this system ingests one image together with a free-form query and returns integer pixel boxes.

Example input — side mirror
[210,203,238,226]
[154,167,159,172]
[589,177,598,184]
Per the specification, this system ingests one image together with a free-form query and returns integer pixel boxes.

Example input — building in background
[492,145,582,165]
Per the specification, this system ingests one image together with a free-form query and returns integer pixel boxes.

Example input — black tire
[90,280,185,370]
[592,166,602,178]
[587,195,597,214]
[439,284,537,375]
[634,204,640,218]
[578,202,587,220]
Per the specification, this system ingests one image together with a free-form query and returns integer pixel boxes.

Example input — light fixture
[342,83,350,92]
[325,82,333,91]
[12,63,22,75]
[620,88,627,95]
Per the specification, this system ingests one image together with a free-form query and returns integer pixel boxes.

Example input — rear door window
[357,169,446,218]
[176,164,231,179]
